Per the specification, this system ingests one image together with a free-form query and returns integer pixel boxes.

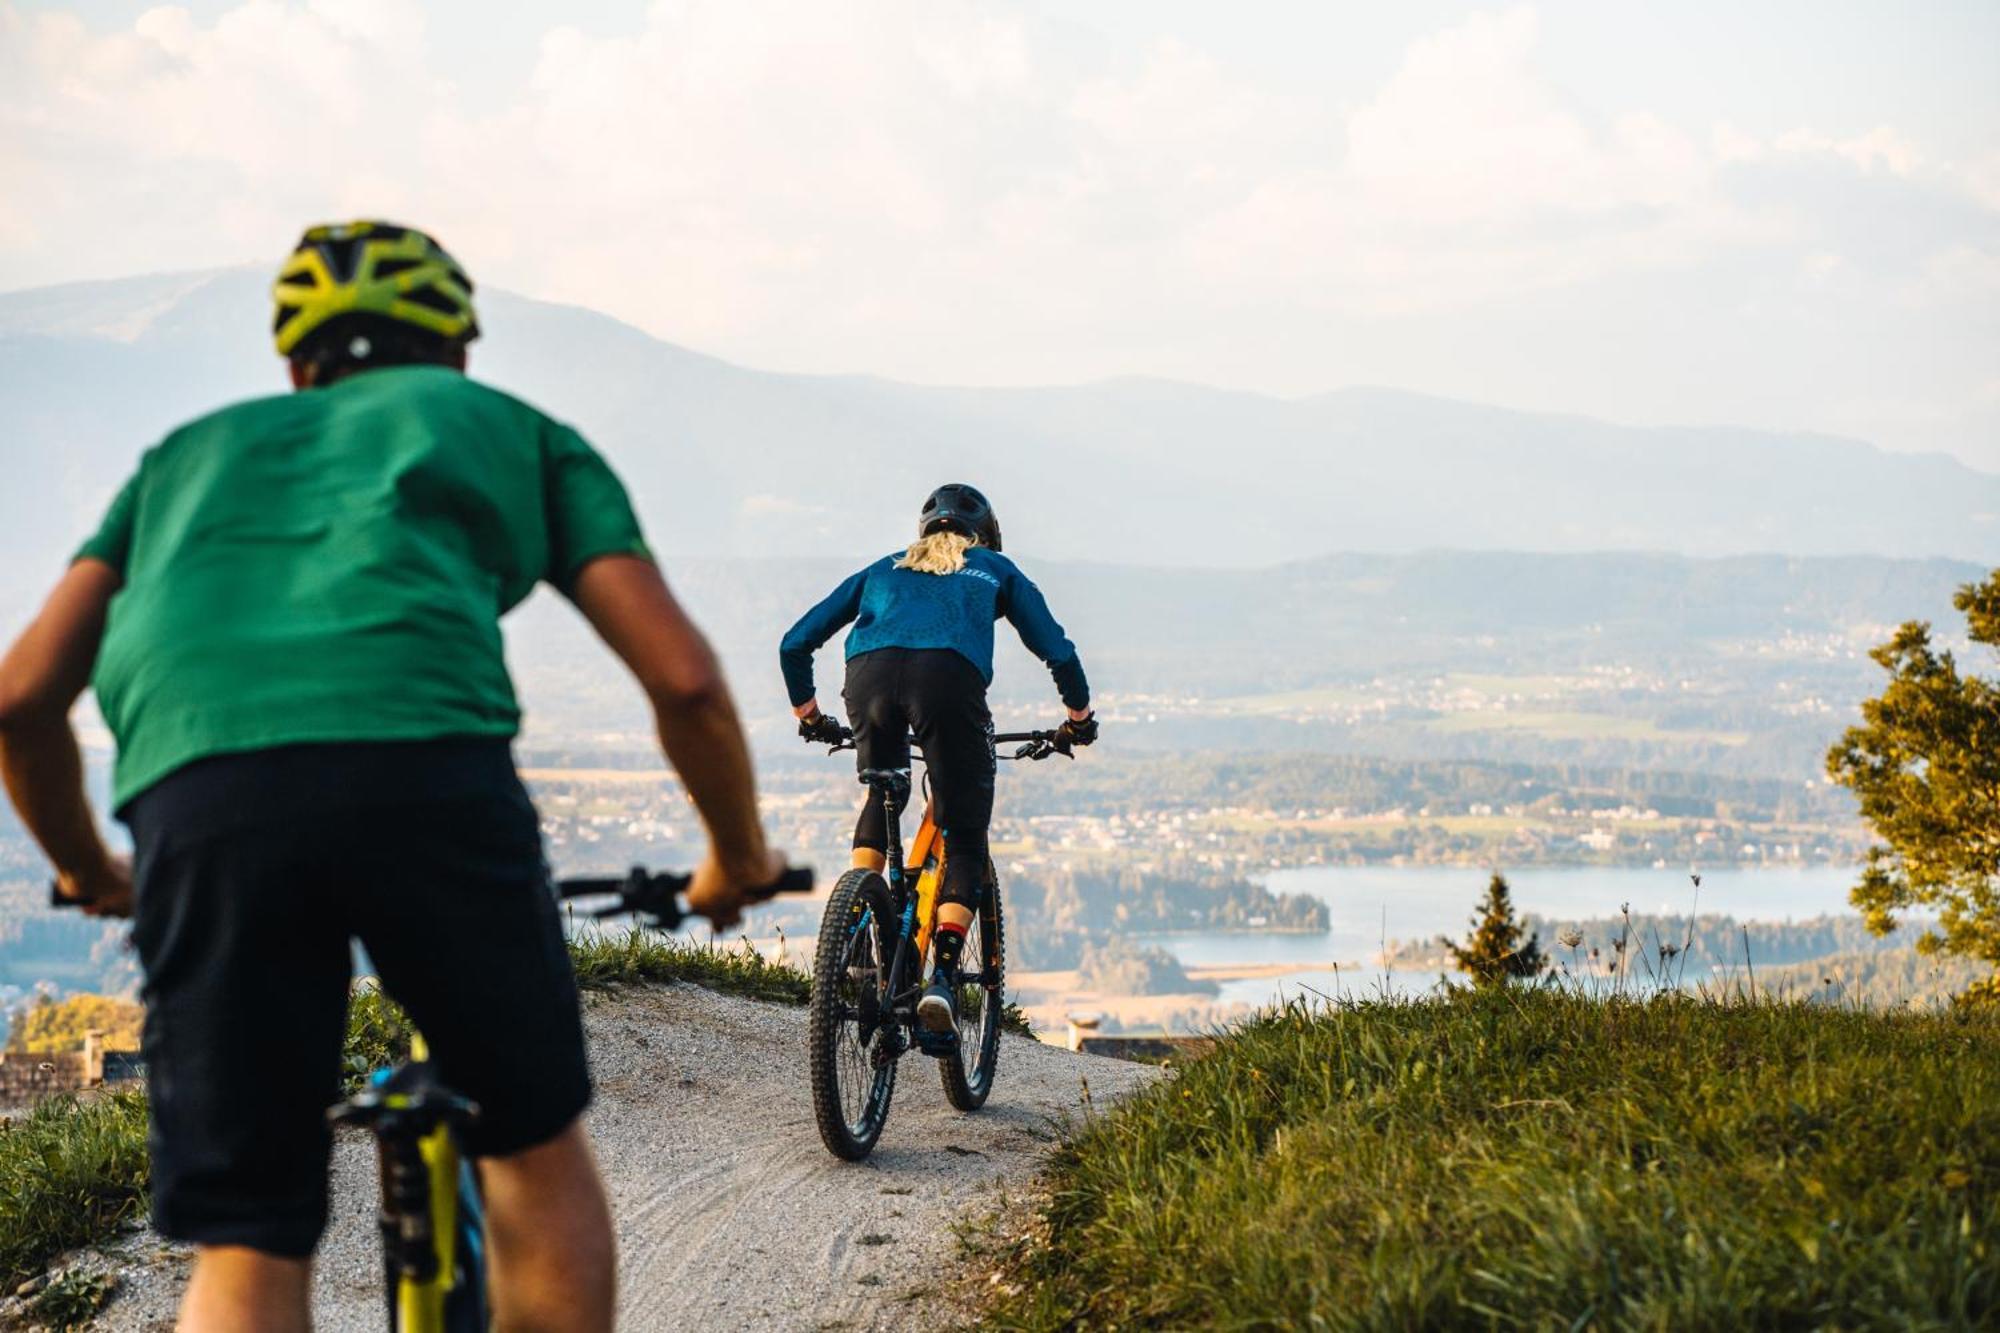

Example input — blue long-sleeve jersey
[780,546,1090,710]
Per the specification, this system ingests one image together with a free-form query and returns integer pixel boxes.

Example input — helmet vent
[403,285,461,315]
[321,237,365,282]
[373,257,421,279]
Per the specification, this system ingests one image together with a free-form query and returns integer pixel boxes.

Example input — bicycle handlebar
[554,863,814,931]
[995,730,1071,761]
[49,862,817,929]
[811,725,1077,762]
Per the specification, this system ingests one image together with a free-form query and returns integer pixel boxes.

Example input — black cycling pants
[844,647,994,909]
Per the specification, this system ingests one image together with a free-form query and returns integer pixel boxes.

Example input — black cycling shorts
[844,648,995,906]
[123,738,591,1258]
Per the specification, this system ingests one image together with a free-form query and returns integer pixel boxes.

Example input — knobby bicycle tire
[939,859,1005,1111]
[810,869,898,1160]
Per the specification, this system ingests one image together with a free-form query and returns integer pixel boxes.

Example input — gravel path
[88,984,1158,1331]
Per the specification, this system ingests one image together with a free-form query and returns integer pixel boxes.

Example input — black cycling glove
[799,710,848,746]
[1057,713,1099,750]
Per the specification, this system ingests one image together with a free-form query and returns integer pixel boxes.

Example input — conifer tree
[1447,873,1546,987]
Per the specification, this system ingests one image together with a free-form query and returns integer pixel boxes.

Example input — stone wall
[0,1030,113,1106]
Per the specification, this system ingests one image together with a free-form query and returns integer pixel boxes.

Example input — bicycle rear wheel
[939,860,1004,1111]
[810,869,898,1160]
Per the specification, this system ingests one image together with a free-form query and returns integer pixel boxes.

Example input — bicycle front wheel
[810,869,898,1160]
[940,859,1004,1111]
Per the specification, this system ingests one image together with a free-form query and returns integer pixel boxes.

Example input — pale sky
[3,1,1997,464]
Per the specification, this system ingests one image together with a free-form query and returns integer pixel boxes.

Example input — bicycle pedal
[914,1028,959,1058]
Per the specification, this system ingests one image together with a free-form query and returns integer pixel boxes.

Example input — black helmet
[919,483,1002,552]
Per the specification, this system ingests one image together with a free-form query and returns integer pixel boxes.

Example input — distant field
[1429,709,1749,746]
[1438,672,1586,697]
[1210,686,1373,714]
[1212,674,1585,716]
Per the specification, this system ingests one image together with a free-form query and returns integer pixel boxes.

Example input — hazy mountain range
[2,268,1991,782]
[492,548,1979,784]
[5,266,1999,606]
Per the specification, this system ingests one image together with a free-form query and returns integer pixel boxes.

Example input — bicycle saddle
[858,768,913,800]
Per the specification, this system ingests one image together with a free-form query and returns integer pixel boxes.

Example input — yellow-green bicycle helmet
[271,221,479,357]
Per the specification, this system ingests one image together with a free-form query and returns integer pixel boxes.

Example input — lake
[1137,863,1863,1005]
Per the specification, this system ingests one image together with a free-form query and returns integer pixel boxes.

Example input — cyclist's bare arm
[0,560,132,915]
[570,554,780,924]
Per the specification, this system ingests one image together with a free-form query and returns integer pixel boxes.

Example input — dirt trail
[92,984,1158,1331]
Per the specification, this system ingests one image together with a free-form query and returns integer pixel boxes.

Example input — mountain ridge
[4,267,1998,577]
[0,267,1973,466]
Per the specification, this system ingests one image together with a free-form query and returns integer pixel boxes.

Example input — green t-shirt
[78,366,650,808]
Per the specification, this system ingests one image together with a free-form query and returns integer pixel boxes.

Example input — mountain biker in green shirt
[0,220,789,1333]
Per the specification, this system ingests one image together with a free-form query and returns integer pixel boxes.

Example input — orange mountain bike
[805,725,1069,1160]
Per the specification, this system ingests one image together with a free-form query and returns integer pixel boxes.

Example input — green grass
[32,1269,116,1330]
[0,1091,149,1291]
[344,930,823,1090]
[566,927,1036,1035]
[984,989,2000,1330]
[566,929,814,1004]
[342,979,420,1089]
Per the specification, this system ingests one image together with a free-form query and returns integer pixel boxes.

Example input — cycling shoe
[916,976,958,1034]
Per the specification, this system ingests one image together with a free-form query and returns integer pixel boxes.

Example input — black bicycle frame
[861,767,926,1025]
[852,729,1060,1037]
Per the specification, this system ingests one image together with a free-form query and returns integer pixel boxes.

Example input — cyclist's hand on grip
[1056,712,1099,752]
[798,709,848,748]
[55,855,134,919]
[687,849,789,931]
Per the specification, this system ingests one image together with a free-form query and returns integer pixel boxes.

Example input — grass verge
[567,929,812,1004]
[985,988,2000,1329]
[568,927,1038,1035]
[343,929,820,1088]
[0,1091,149,1291]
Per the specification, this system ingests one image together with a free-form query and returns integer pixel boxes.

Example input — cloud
[0,0,1994,461]
[1182,6,1763,314]
[740,493,829,518]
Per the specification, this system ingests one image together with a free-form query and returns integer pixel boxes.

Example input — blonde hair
[896,529,975,575]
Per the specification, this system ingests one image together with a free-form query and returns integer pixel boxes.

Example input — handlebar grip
[748,865,815,903]
[554,876,638,901]
[554,865,810,926]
